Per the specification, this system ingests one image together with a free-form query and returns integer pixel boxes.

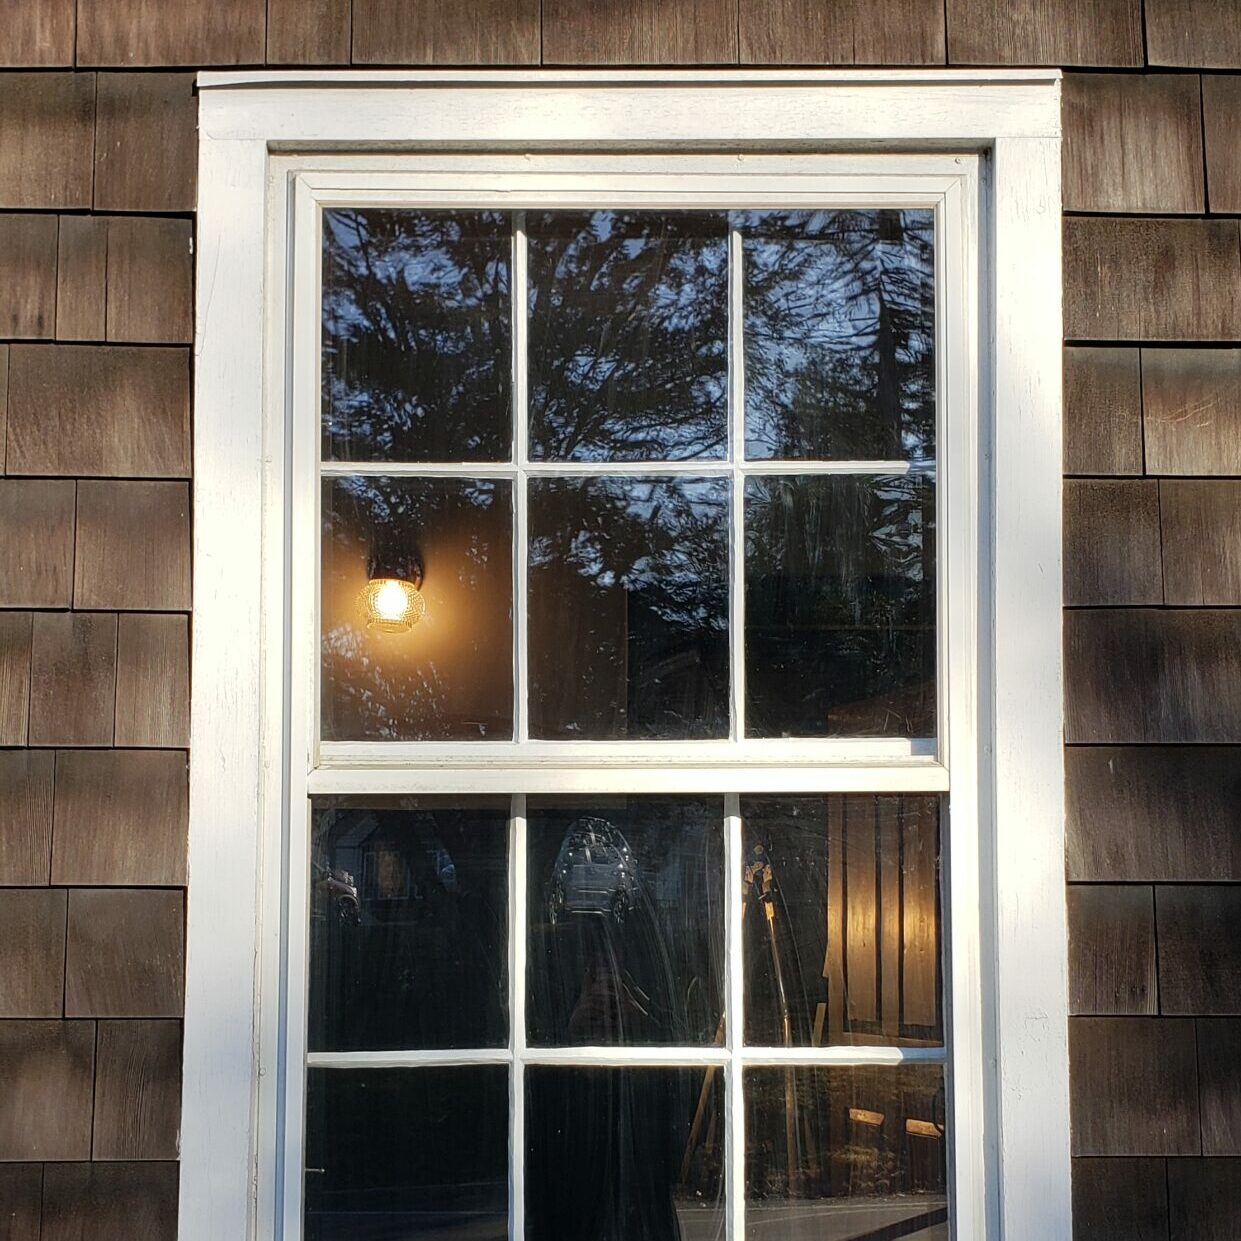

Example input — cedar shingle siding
[0,3,1237,1236]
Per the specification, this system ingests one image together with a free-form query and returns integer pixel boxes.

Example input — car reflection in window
[311,859,360,927]
[547,817,639,928]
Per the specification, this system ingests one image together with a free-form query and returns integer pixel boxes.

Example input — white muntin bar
[509,793,528,1241]
[513,216,530,745]
[319,457,933,477]
[724,793,745,1241]
[727,229,747,744]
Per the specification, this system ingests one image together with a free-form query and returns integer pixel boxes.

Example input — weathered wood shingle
[1067,747,1241,882]
[1068,885,1157,1015]
[105,217,194,345]
[1065,218,1241,342]
[1167,1159,1241,1241]
[0,612,33,746]
[92,1020,181,1160]
[0,1020,95,1160]
[0,73,94,208]
[739,0,944,65]
[65,889,184,1017]
[1156,886,1241,1015]
[94,74,197,212]
[0,0,76,66]
[0,479,75,608]
[1071,1157,1169,1241]
[0,1164,41,1240]
[1160,481,1241,605]
[0,214,58,338]
[1198,1020,1241,1156]
[7,346,191,478]
[0,889,66,1017]
[1062,74,1204,214]
[1203,75,1241,214]
[1143,348,1241,475]
[115,614,190,748]
[1069,1017,1200,1155]
[1146,0,1241,68]
[1066,610,1241,743]
[946,0,1142,65]
[52,749,187,886]
[77,0,266,65]
[40,1163,178,1241]
[55,216,108,341]
[0,750,53,886]
[28,612,117,748]
[353,0,540,64]
[268,0,351,63]
[1064,480,1162,605]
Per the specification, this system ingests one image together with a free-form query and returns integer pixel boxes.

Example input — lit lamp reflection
[360,549,426,634]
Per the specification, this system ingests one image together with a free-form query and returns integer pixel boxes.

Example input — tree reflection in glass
[528,210,728,461]
[528,476,730,739]
[741,209,935,462]
[745,474,935,738]
[322,209,512,462]
[321,476,514,741]
[526,797,725,1047]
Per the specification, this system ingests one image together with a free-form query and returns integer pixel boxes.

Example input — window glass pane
[742,796,941,1048]
[529,475,730,739]
[528,211,729,462]
[321,476,514,741]
[527,796,725,1047]
[745,474,935,738]
[322,209,512,462]
[309,797,509,1052]
[526,1066,725,1241]
[745,1065,947,1240]
[305,1066,509,1241]
[742,209,935,462]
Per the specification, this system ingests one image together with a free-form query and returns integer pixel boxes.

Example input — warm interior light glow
[361,576,426,633]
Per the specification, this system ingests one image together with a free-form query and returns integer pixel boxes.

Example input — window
[186,72,1069,1241]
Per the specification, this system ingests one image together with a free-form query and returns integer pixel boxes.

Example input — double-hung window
[185,73,1070,1241]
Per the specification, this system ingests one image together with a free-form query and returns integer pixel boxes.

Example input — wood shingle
[114,614,190,748]
[945,0,1142,66]
[0,0,76,66]
[1166,1159,1241,1241]
[40,1163,178,1241]
[0,888,66,1017]
[1071,1157,1169,1241]
[1146,0,1241,69]
[0,213,58,338]
[1067,885,1157,1016]
[27,612,117,748]
[0,1163,41,1241]
[739,0,944,65]
[1160,481,1241,605]
[92,1020,182,1160]
[1198,1020,1241,1156]
[0,344,8,473]
[0,479,75,608]
[65,888,184,1018]
[77,0,266,66]
[1064,347,1143,475]
[1065,610,1241,743]
[0,1020,95,1160]
[1063,480,1162,605]
[1069,1017,1200,1155]
[7,346,191,478]
[105,217,194,346]
[1143,348,1241,475]
[1067,747,1241,882]
[1204,75,1241,214]
[55,216,108,342]
[0,72,94,209]
[1156,886,1241,1015]
[0,611,32,746]
[0,750,53,886]
[52,749,188,886]
[1062,73,1204,214]
[352,0,540,64]
[267,0,351,63]
[93,73,197,213]
[1064,218,1241,342]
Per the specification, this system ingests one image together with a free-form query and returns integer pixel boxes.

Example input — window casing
[185,72,1068,1241]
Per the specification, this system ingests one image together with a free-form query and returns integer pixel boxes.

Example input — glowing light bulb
[361,576,426,633]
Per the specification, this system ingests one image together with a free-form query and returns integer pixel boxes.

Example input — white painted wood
[187,70,1066,1241]
[724,794,744,1241]
[319,458,932,476]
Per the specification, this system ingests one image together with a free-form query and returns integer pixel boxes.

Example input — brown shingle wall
[0,4,1238,1237]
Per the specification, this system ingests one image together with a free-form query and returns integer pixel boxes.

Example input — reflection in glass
[528,211,729,461]
[745,1065,947,1241]
[742,797,941,1048]
[527,798,725,1046]
[526,1067,725,1241]
[321,476,513,741]
[745,474,935,738]
[321,209,512,462]
[309,798,508,1051]
[528,476,730,739]
[742,210,935,462]
[305,1067,509,1241]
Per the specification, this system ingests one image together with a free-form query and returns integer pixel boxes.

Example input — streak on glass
[322,208,512,462]
[309,797,509,1052]
[305,1066,509,1241]
[526,1067,725,1241]
[528,475,730,739]
[744,474,935,738]
[741,209,935,462]
[321,476,513,741]
[741,796,941,1048]
[527,210,729,461]
[526,797,725,1047]
[744,1065,947,1241]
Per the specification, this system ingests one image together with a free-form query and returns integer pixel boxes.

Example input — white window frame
[184,69,1067,1241]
